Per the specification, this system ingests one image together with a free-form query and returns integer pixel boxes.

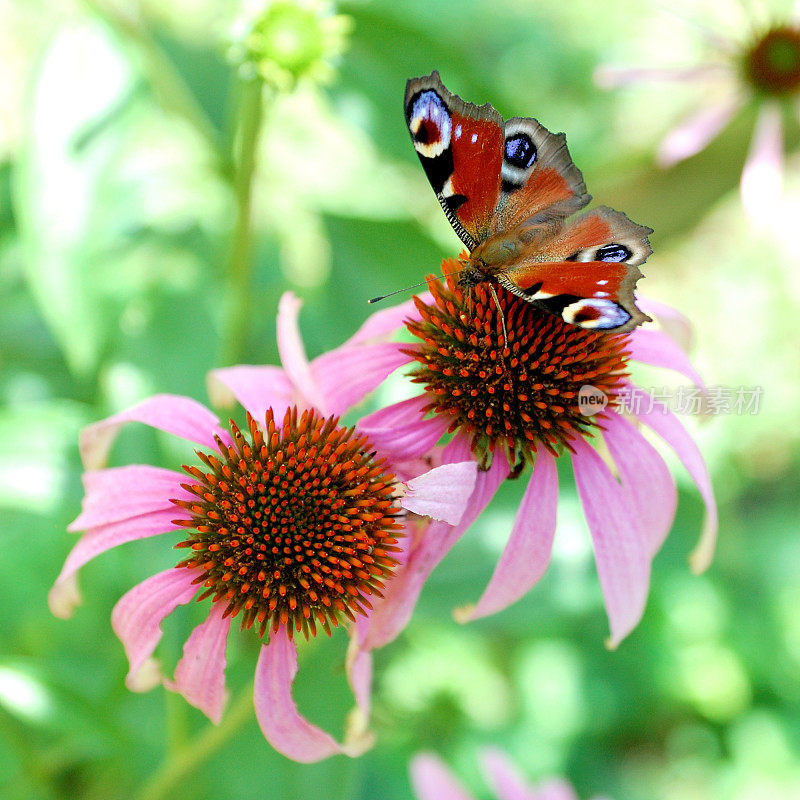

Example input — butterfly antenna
[487,282,508,349]
[367,269,465,304]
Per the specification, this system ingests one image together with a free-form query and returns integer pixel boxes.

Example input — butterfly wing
[496,207,654,332]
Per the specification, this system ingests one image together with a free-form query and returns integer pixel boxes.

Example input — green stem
[133,681,255,800]
[220,77,267,366]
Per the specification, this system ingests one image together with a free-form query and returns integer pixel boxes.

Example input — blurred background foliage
[1,0,799,798]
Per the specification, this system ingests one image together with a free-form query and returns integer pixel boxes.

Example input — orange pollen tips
[172,407,402,640]
[745,25,800,95]
[404,270,630,468]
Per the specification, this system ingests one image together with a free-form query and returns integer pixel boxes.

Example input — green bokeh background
[2,1,799,799]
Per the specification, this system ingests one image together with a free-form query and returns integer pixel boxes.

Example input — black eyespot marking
[504,133,536,169]
[596,244,631,263]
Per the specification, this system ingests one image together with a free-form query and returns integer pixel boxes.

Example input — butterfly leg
[487,281,509,351]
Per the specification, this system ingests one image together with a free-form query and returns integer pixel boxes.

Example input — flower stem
[133,681,255,800]
[220,77,267,366]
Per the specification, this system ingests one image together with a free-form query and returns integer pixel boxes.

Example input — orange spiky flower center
[745,25,800,95]
[172,407,402,639]
[404,267,631,468]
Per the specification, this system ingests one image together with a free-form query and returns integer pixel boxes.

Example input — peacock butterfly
[404,71,653,333]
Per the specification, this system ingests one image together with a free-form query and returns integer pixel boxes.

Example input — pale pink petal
[50,507,186,617]
[656,94,742,166]
[741,101,784,226]
[345,616,372,719]
[254,628,368,762]
[165,602,230,724]
[631,388,718,572]
[363,444,510,651]
[638,297,693,352]
[594,63,730,89]
[627,328,705,389]
[111,567,198,688]
[47,573,81,619]
[344,292,433,346]
[602,410,677,557]
[311,342,413,417]
[276,292,325,412]
[358,395,449,459]
[571,437,651,647]
[481,748,579,800]
[460,449,558,621]
[207,365,295,422]
[79,394,221,470]
[401,461,478,524]
[69,465,188,530]
[410,753,476,800]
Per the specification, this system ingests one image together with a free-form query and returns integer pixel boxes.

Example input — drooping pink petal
[656,94,742,166]
[50,507,187,618]
[165,601,231,725]
[741,101,784,226]
[207,365,295,422]
[602,410,677,557]
[111,567,199,689]
[593,63,731,88]
[481,748,579,800]
[358,395,449,459]
[410,753,477,800]
[254,627,369,762]
[571,437,651,647]
[638,297,693,352]
[627,327,706,389]
[460,448,558,621]
[631,388,718,572]
[401,461,478,524]
[345,616,373,719]
[79,395,222,470]
[276,292,325,412]
[68,465,188,530]
[311,342,413,417]
[343,292,433,347]
[363,442,510,651]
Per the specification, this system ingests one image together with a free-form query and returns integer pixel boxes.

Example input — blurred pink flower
[595,6,800,225]
[411,749,612,800]
[50,291,477,763]
[353,273,717,651]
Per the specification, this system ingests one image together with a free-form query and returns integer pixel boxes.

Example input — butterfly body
[405,72,652,333]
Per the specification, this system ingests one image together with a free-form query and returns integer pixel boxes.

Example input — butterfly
[404,71,652,333]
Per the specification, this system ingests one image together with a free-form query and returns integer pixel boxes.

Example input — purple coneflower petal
[571,437,651,648]
[345,616,372,719]
[656,94,742,166]
[311,342,414,417]
[111,567,198,689]
[411,753,476,800]
[594,63,730,89]
[741,101,784,225]
[363,444,510,651]
[276,293,326,412]
[254,628,368,762]
[401,461,478,524]
[628,328,706,389]
[343,292,432,346]
[602,410,677,557]
[481,748,578,800]
[638,297,693,352]
[165,602,230,724]
[632,389,718,572]
[459,449,558,621]
[79,394,222,470]
[358,395,449,459]
[206,365,295,422]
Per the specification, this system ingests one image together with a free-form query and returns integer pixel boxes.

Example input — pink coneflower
[355,269,717,651]
[50,292,477,763]
[411,749,611,800]
[595,3,800,224]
